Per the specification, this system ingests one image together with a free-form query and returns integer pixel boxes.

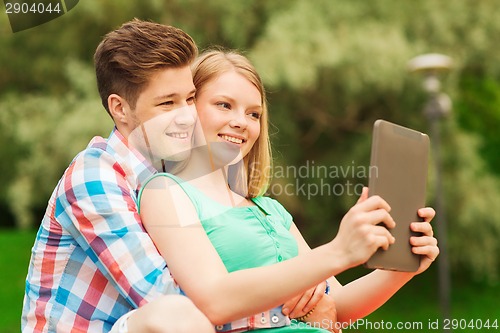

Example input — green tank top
[139,173,330,332]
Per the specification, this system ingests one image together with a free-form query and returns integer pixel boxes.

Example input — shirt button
[275,242,280,248]
[260,316,267,324]
[271,315,280,323]
[277,255,283,262]
[216,325,224,331]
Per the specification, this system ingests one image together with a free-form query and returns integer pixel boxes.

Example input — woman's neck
[175,146,225,181]
[174,146,249,207]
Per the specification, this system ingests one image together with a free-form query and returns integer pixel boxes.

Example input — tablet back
[365,120,430,272]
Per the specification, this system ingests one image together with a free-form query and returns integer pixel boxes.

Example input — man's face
[127,66,197,167]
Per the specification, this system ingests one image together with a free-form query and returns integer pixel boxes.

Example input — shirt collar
[90,127,157,191]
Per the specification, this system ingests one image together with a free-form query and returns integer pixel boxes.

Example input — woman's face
[195,70,262,164]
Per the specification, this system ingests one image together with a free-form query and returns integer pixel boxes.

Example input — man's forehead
[141,67,195,98]
[152,90,196,102]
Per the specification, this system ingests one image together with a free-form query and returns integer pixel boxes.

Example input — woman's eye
[249,112,261,120]
[187,96,196,104]
[216,102,231,109]
[159,101,174,106]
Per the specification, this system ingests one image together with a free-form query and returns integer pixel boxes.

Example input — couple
[21,19,439,333]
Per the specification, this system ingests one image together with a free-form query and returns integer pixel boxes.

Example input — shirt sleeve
[55,148,177,308]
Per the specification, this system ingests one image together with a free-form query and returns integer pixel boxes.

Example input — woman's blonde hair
[192,49,272,198]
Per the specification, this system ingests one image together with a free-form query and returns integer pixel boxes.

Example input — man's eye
[187,96,196,104]
[159,101,174,106]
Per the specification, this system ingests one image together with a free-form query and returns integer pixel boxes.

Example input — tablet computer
[365,119,430,272]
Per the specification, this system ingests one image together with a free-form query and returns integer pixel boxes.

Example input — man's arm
[56,148,174,308]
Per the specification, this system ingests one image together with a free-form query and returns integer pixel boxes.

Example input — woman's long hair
[192,49,272,198]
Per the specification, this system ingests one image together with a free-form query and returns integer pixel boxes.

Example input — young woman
[138,50,439,332]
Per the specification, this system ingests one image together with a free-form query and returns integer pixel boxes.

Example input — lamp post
[408,54,453,328]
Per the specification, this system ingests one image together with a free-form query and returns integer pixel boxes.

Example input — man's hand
[282,282,326,318]
[302,293,341,333]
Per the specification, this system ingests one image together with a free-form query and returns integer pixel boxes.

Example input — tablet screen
[365,119,429,272]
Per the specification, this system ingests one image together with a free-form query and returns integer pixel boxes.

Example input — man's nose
[174,106,197,126]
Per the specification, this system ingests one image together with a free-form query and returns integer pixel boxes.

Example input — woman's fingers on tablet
[348,195,395,230]
[411,221,433,237]
[417,207,436,222]
[412,242,440,261]
[355,194,391,214]
[372,225,395,250]
[367,208,396,229]
[410,220,439,263]
[410,235,438,247]
[356,186,369,204]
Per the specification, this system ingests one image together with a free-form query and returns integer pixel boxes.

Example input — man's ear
[108,94,131,125]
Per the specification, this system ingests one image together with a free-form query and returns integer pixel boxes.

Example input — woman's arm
[288,190,439,324]
[332,207,439,323]
[140,177,395,325]
[288,211,401,323]
[283,223,341,318]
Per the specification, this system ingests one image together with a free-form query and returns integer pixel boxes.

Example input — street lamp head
[408,53,453,94]
[408,53,453,73]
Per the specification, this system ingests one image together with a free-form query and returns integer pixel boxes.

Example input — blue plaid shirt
[22,128,179,333]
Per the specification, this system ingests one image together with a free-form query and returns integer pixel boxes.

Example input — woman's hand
[331,187,396,269]
[410,207,439,275]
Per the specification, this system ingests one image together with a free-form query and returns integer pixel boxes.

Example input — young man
[21,19,214,333]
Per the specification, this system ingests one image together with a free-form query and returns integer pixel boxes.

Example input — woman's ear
[108,94,130,125]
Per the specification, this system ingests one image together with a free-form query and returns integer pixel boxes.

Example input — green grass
[2,230,499,333]
[351,279,499,332]
[0,229,36,333]
[331,265,500,332]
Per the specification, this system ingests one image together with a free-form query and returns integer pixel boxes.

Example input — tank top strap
[137,172,199,214]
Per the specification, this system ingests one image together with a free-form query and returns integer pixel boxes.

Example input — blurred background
[1,1,500,332]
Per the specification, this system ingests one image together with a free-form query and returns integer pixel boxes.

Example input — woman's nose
[229,110,247,129]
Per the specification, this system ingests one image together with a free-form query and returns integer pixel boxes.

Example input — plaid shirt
[22,129,179,333]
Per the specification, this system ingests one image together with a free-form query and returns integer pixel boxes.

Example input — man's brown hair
[94,18,198,115]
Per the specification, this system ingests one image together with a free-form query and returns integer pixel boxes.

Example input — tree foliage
[1,0,500,281]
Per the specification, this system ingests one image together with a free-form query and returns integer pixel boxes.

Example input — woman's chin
[208,142,241,165]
